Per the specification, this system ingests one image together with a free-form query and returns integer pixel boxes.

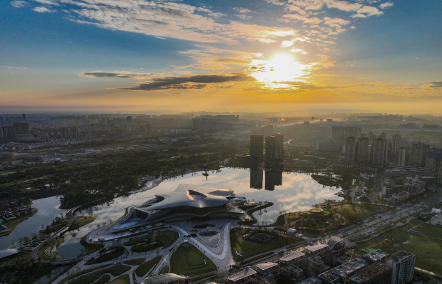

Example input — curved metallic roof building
[111,184,244,232]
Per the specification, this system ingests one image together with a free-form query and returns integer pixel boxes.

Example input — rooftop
[227,267,257,282]
[328,258,368,277]
[350,263,391,282]
[141,273,188,284]
[280,251,305,262]
[304,244,329,253]
[256,262,278,271]
[297,276,323,284]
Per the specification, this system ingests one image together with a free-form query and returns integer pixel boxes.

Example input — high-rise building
[357,137,371,163]
[250,135,264,162]
[387,251,415,284]
[391,134,401,155]
[275,134,284,161]
[398,147,409,166]
[379,132,387,140]
[345,137,357,161]
[409,143,430,168]
[22,114,26,121]
[372,138,388,166]
[265,136,277,165]
[426,149,442,184]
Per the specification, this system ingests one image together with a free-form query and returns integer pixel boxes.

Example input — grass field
[123,258,145,266]
[37,239,62,261]
[69,215,96,230]
[109,274,130,284]
[95,274,111,284]
[170,244,216,276]
[230,228,303,261]
[159,266,170,274]
[67,265,130,284]
[86,246,125,265]
[355,223,442,275]
[333,203,391,221]
[135,256,161,277]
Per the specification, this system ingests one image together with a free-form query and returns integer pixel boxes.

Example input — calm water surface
[0,168,342,258]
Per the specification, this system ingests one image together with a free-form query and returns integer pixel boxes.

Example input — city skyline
[1,0,442,114]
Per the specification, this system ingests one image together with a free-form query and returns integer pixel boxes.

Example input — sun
[250,53,310,89]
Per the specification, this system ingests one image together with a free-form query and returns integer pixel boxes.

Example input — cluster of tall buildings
[250,130,284,166]
[345,135,388,167]
[0,123,32,138]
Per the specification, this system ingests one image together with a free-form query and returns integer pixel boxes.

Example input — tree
[23,236,30,244]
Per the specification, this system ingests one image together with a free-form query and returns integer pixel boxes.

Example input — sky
[1,0,442,114]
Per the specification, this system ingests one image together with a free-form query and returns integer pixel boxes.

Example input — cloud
[80,71,159,80]
[352,5,383,17]
[1,65,29,69]
[34,0,59,5]
[325,0,362,12]
[118,73,254,91]
[379,2,393,9]
[33,6,55,12]
[281,40,294,47]
[23,0,298,45]
[323,17,350,27]
[429,81,442,88]
[265,0,286,6]
[10,0,27,8]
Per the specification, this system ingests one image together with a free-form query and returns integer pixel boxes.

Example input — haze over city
[2,1,442,284]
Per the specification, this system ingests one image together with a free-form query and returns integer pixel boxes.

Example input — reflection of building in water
[250,168,263,189]
[264,171,282,191]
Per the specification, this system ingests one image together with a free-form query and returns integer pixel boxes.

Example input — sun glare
[250,53,310,89]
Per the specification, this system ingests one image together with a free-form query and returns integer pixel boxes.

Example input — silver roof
[144,184,234,210]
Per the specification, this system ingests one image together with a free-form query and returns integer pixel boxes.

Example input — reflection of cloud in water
[57,168,341,258]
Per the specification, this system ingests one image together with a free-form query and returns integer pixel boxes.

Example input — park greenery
[0,138,239,208]
[230,228,303,262]
[170,244,216,276]
[135,256,161,277]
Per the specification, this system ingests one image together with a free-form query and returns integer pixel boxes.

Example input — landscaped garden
[355,222,442,275]
[85,246,126,265]
[135,256,161,277]
[66,264,130,284]
[169,244,216,276]
[230,228,303,261]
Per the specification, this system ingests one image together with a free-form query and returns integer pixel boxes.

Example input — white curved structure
[111,184,244,233]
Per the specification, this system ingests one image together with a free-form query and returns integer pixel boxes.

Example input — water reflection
[0,168,342,258]
[0,196,65,250]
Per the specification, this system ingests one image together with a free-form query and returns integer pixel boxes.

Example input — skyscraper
[357,137,371,163]
[22,113,26,121]
[409,143,430,168]
[372,138,388,166]
[345,137,356,161]
[391,134,401,155]
[398,147,409,166]
[387,251,415,284]
[250,135,264,162]
[275,134,284,161]
[265,136,277,165]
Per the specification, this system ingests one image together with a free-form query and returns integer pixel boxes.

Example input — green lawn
[86,246,125,265]
[230,228,303,261]
[109,274,130,284]
[37,239,62,261]
[95,274,111,284]
[355,224,442,275]
[333,203,391,221]
[124,230,178,247]
[159,266,170,274]
[135,256,161,277]
[67,265,131,284]
[123,258,145,266]
[69,216,96,230]
[169,244,216,276]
